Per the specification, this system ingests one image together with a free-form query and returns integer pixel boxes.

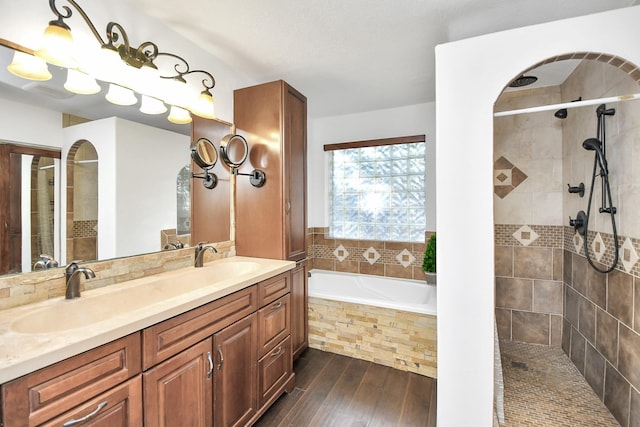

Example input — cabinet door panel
[257,294,290,358]
[284,83,307,261]
[143,338,213,427]
[291,259,309,359]
[258,336,292,408]
[41,376,142,427]
[214,314,257,427]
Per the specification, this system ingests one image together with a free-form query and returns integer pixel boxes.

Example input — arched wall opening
[493,53,640,426]
[435,6,640,427]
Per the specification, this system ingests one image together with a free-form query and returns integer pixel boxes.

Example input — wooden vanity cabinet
[234,80,309,362]
[234,80,307,262]
[0,333,141,426]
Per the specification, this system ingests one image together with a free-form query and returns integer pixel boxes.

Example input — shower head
[554,108,567,119]
[582,138,608,176]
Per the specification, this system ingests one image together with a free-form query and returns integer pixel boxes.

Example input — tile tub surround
[308,296,437,378]
[307,227,432,280]
[0,240,235,311]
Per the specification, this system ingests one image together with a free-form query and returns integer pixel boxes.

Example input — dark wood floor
[255,348,437,427]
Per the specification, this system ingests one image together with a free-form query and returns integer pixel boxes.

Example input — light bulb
[105,83,137,106]
[167,105,192,124]
[7,51,52,81]
[190,90,215,119]
[35,23,76,68]
[140,95,167,115]
[64,69,100,94]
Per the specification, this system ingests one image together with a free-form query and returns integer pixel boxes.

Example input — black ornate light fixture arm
[47,0,106,45]
[156,52,216,90]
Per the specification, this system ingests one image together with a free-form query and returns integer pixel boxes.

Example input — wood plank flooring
[255,348,437,427]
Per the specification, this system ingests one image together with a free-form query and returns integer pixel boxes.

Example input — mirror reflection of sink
[10,260,263,334]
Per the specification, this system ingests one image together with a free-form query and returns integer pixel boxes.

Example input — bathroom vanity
[0,256,295,427]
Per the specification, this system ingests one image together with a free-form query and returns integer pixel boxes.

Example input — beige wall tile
[496,277,533,310]
[514,247,553,280]
[584,342,606,400]
[570,330,586,374]
[608,269,633,327]
[596,308,619,365]
[533,280,563,314]
[495,308,512,340]
[495,246,513,277]
[618,325,640,391]
[578,297,596,343]
[512,311,549,345]
[604,363,630,427]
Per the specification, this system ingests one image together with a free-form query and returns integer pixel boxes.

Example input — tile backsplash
[307,227,431,280]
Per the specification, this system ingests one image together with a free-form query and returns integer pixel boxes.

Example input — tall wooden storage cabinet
[234,80,308,358]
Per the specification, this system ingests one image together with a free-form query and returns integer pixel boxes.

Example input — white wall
[114,119,190,257]
[0,96,63,148]
[62,117,189,260]
[308,102,436,231]
[435,6,640,427]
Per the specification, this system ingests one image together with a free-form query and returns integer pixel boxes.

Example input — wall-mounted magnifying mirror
[220,133,266,188]
[191,137,218,189]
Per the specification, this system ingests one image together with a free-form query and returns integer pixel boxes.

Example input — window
[327,135,426,242]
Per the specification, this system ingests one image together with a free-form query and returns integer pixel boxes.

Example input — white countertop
[0,256,295,384]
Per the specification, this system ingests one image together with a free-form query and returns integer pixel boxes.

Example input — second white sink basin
[10,260,263,334]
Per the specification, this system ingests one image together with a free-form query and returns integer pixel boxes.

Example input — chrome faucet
[194,242,217,267]
[65,262,96,299]
[163,241,184,250]
[33,254,59,270]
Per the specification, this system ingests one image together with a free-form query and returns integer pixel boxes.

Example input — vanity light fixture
[4,0,217,124]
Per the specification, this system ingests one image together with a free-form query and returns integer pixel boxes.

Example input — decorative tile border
[307,227,430,280]
[495,224,564,249]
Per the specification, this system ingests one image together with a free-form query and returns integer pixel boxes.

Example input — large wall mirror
[0,42,232,277]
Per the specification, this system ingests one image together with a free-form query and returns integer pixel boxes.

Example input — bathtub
[307,269,438,378]
[308,270,437,315]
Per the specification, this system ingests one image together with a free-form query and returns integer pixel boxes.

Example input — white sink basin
[10,260,263,334]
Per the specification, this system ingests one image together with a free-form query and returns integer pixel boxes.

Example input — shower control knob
[567,183,585,197]
[569,211,587,236]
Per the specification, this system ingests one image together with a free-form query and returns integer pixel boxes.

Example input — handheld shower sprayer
[582,138,608,176]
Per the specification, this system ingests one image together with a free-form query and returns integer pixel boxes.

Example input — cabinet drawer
[257,336,292,409]
[40,376,142,427]
[142,286,257,369]
[1,333,141,426]
[257,294,290,358]
[258,272,290,307]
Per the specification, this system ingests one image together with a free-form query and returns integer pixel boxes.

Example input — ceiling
[125,0,638,118]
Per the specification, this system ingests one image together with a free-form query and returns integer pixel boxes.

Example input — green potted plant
[422,234,437,285]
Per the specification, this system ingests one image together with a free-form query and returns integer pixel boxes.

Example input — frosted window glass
[329,141,426,242]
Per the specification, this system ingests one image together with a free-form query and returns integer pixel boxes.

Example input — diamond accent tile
[513,225,539,247]
[591,233,606,262]
[395,249,415,268]
[493,156,527,199]
[619,237,639,273]
[333,244,349,262]
[363,247,381,265]
[573,232,583,254]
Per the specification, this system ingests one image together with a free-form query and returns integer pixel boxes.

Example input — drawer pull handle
[217,345,224,370]
[63,401,108,426]
[207,351,214,379]
[271,301,283,310]
[271,346,284,358]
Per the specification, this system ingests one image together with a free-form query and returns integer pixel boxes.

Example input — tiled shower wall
[496,57,640,426]
[494,85,565,346]
[307,227,430,280]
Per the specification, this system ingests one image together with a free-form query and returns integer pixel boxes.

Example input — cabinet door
[214,314,257,427]
[41,376,142,427]
[258,336,292,408]
[291,259,309,359]
[284,83,307,261]
[143,338,213,427]
[257,294,290,358]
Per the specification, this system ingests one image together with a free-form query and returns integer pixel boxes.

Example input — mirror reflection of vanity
[0,42,233,276]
